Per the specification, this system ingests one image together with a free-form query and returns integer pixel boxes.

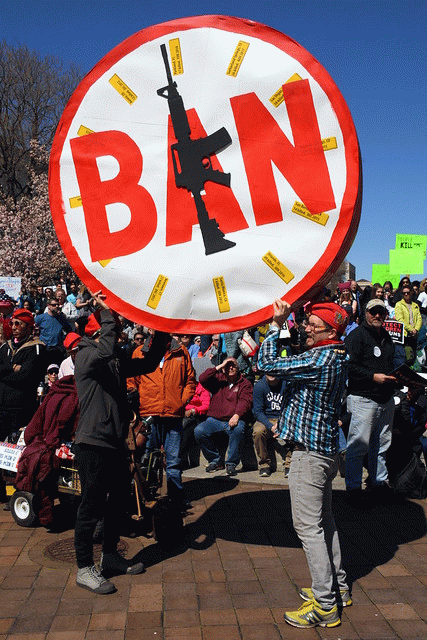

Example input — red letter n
[230,80,336,225]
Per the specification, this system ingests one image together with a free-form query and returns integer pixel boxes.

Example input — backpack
[393,453,427,499]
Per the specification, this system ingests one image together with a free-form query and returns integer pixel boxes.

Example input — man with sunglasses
[345,298,397,506]
[0,308,46,502]
[35,298,72,364]
[258,299,350,629]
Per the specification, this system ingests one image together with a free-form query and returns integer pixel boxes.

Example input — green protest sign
[389,248,425,275]
[395,234,427,257]
[371,264,400,288]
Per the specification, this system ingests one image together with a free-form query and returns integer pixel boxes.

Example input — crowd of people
[0,275,427,627]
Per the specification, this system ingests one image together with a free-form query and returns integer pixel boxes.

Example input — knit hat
[85,312,101,337]
[306,302,349,335]
[63,332,82,350]
[85,309,122,337]
[12,308,35,327]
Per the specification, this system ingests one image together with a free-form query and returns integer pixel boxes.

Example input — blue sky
[2,0,426,281]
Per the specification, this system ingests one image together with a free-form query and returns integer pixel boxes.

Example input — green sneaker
[299,586,352,607]
[284,600,341,628]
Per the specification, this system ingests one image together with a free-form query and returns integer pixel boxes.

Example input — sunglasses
[368,308,387,316]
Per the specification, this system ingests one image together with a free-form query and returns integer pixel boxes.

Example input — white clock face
[50,15,361,333]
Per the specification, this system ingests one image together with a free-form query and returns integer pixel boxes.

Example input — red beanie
[63,332,82,350]
[85,310,122,337]
[12,308,35,327]
[85,312,101,337]
[306,302,349,335]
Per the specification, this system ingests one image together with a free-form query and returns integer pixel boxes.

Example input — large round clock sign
[49,15,361,333]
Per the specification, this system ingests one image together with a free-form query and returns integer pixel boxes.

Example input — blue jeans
[149,417,183,498]
[345,394,395,491]
[289,450,348,609]
[194,417,245,466]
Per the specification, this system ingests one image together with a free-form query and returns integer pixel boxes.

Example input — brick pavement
[1,469,427,640]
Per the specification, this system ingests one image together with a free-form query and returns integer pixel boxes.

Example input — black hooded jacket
[74,310,167,449]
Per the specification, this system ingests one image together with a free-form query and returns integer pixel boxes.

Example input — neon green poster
[389,248,425,275]
[371,264,400,288]
[395,234,427,257]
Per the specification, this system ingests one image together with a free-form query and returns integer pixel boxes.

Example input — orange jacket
[127,339,196,418]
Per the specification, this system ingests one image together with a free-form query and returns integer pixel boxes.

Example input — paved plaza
[1,466,427,640]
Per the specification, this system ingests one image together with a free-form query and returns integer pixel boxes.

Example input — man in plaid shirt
[258,298,350,629]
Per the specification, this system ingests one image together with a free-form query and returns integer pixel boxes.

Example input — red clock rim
[49,14,361,334]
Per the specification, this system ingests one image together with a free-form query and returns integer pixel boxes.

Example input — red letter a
[70,130,157,262]
[166,109,248,246]
[230,80,336,225]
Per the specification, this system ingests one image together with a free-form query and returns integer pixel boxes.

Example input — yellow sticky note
[147,275,169,309]
[269,73,303,107]
[226,41,249,77]
[109,74,137,105]
[262,252,294,284]
[292,201,329,226]
[322,137,338,151]
[77,125,94,137]
[169,38,184,75]
[69,195,82,209]
[213,276,230,313]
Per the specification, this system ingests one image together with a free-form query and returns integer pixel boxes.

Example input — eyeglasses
[11,320,25,327]
[49,302,59,306]
[403,291,411,296]
[306,322,328,332]
[134,337,144,341]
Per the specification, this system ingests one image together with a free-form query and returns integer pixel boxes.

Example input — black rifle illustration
[157,43,236,255]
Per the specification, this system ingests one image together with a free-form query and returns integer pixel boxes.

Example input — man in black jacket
[73,291,167,594]
[0,308,46,502]
[344,299,397,505]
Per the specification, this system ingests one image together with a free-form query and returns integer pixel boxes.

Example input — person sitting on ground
[252,374,288,478]
[194,357,253,476]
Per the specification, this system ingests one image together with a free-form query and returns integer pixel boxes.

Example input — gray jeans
[288,449,348,609]
[345,394,395,491]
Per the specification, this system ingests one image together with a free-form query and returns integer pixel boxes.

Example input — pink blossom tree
[0,141,72,281]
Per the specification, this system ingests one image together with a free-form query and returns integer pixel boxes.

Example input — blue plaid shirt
[258,327,349,455]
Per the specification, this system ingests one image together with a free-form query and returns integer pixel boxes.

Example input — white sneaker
[76,565,116,594]
[101,551,145,576]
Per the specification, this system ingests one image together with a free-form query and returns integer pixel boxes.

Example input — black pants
[74,444,129,568]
